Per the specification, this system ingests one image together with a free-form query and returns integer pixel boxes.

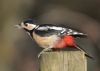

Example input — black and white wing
[34,24,67,37]
[66,28,87,37]
[34,24,87,37]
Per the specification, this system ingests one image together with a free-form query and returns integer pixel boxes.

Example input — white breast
[33,32,60,48]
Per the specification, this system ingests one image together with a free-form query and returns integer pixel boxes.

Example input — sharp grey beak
[14,25,22,29]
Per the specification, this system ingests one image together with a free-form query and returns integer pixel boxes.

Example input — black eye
[23,19,37,26]
[24,23,28,26]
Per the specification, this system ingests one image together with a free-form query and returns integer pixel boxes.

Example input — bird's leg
[38,46,53,58]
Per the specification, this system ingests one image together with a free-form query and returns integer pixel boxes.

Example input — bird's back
[33,24,87,37]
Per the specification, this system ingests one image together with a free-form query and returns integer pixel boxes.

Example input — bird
[16,19,93,58]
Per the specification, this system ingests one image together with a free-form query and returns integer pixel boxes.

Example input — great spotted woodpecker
[16,19,93,58]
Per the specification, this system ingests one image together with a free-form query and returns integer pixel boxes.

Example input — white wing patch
[37,25,85,36]
[67,29,85,35]
[37,26,48,30]
[49,26,63,30]
[37,26,65,31]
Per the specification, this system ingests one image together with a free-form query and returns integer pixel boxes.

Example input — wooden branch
[40,50,87,71]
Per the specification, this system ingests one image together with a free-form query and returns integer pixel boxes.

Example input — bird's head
[16,19,38,31]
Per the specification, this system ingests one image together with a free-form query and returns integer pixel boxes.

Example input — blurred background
[0,0,100,71]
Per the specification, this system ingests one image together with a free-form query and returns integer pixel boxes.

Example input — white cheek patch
[21,22,36,30]
[26,23,36,30]
[20,22,37,31]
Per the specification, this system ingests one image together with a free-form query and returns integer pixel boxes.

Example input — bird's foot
[38,47,52,58]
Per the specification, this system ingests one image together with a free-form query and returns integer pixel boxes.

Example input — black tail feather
[72,34,88,38]
[76,45,94,59]
[85,53,94,59]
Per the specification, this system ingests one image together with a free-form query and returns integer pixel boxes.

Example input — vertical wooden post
[40,51,87,71]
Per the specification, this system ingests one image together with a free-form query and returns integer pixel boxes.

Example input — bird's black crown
[23,19,36,26]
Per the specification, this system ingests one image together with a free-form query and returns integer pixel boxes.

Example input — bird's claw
[38,47,52,58]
